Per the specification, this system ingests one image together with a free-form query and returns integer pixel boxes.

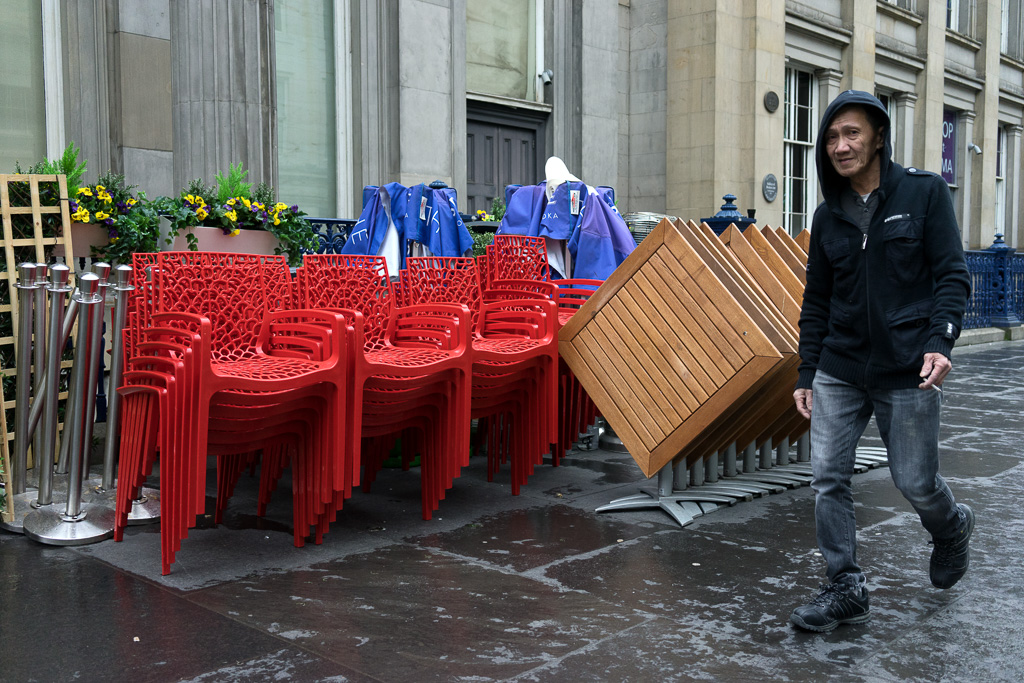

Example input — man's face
[825,107,884,189]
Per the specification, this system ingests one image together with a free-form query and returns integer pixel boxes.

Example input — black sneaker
[790,583,870,632]
[930,503,975,589]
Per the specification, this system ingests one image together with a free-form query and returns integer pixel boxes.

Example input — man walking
[790,90,974,633]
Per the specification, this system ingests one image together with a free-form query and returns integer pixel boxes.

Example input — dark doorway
[466,102,547,214]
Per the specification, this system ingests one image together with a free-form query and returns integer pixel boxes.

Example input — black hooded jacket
[796,90,971,390]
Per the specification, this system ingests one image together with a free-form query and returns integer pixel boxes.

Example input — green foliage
[472,231,494,257]
[158,163,316,266]
[13,142,88,195]
[490,196,506,222]
[214,162,252,204]
[71,171,161,264]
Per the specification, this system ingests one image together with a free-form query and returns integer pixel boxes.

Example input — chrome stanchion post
[32,264,72,509]
[81,263,110,483]
[31,264,48,486]
[0,265,41,532]
[55,278,83,476]
[23,274,115,545]
[100,265,130,491]
[12,262,38,495]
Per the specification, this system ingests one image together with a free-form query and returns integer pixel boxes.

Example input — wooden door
[466,119,539,214]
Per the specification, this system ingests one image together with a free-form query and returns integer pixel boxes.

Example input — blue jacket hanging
[405,185,475,259]
[498,181,635,281]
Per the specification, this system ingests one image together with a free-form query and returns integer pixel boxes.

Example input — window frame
[783,67,818,238]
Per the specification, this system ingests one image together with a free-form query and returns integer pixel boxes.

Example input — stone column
[169,0,276,190]
[352,0,400,191]
[815,69,843,204]
[580,0,619,188]
[550,0,583,175]
[893,92,917,167]
[60,0,111,181]
[959,110,977,249]
[1008,124,1023,249]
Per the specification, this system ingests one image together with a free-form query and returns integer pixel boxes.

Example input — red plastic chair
[115,252,349,573]
[403,256,559,494]
[296,254,472,519]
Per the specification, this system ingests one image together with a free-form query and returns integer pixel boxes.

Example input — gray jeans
[809,371,964,587]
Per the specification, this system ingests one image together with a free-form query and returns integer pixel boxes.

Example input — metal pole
[100,265,133,490]
[32,264,72,509]
[30,264,47,486]
[797,433,810,462]
[673,458,688,491]
[705,451,719,483]
[22,271,115,546]
[722,442,738,477]
[55,283,84,475]
[64,274,101,519]
[12,263,38,494]
[776,436,790,467]
[759,438,773,470]
[742,441,757,473]
[80,264,110,482]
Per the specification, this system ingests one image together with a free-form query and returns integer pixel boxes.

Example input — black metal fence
[963,235,1023,329]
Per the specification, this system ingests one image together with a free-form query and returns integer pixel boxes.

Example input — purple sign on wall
[941,110,957,184]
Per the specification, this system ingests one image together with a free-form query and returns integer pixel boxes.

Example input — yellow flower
[126,198,137,206]
[225,210,238,222]
[196,207,209,221]
[77,187,93,197]
[253,202,265,211]
[72,208,90,222]
[229,228,241,237]
[110,237,120,243]
[273,216,281,226]
[274,202,288,212]
[241,198,251,209]
[226,198,236,206]
[95,185,106,192]
[185,194,195,203]
[95,211,110,220]
[98,191,112,203]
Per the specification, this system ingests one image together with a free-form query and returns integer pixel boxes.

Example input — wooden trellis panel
[0,174,77,506]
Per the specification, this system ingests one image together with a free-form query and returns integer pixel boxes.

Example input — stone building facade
[3,0,1023,249]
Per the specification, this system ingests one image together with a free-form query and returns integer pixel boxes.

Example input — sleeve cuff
[796,368,816,390]
[923,335,955,359]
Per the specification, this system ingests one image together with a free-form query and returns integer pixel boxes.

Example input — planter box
[161,223,281,255]
[52,222,111,260]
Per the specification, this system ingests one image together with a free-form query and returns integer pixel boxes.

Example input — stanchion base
[597,488,732,527]
[22,504,115,546]
[0,491,46,534]
[127,489,161,525]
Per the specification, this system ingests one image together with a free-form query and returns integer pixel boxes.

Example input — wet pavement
[1,340,1022,682]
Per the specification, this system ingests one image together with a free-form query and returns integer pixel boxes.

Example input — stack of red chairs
[294,253,472,521]
[402,249,559,494]
[114,252,350,574]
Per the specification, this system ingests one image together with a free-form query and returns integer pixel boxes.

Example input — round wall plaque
[764,91,780,113]
[762,173,778,202]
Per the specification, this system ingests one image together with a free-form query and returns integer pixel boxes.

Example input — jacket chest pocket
[883,218,926,285]
[822,237,857,293]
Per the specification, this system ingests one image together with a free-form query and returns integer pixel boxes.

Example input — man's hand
[794,388,813,419]
[919,352,952,390]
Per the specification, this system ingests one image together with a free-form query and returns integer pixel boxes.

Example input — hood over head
[815,90,893,203]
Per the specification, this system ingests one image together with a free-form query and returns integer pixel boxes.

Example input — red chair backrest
[487,235,549,283]
[299,254,394,352]
[404,256,483,330]
[154,252,290,361]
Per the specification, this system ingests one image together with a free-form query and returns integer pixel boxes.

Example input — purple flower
[69,199,79,211]
[290,205,299,213]
[104,218,114,226]
[116,201,129,213]
[108,228,119,238]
